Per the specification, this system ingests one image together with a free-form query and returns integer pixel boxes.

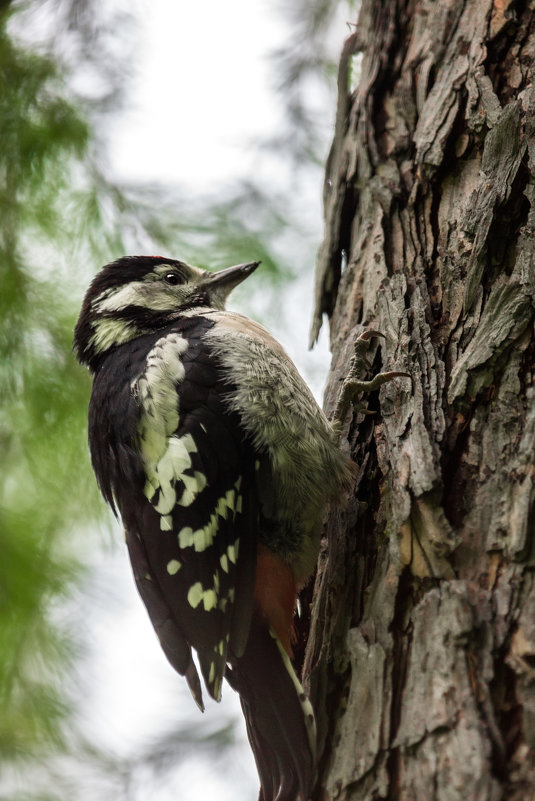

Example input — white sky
[109,0,286,190]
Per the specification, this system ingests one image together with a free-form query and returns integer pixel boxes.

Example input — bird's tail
[226,618,316,801]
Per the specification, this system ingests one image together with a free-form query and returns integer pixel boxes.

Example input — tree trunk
[305,1,535,799]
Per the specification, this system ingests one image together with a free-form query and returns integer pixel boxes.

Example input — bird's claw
[332,331,410,430]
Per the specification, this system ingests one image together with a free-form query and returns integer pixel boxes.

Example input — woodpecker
[74,256,354,801]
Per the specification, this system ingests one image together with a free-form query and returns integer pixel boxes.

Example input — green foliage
[0,2,99,772]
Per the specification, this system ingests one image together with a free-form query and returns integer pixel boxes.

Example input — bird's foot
[332,330,410,429]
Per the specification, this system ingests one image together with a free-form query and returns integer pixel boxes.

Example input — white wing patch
[187,582,218,611]
[134,332,188,443]
[133,333,210,528]
[176,484,242,551]
[187,579,236,612]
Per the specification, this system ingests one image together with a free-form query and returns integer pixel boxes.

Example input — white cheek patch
[89,281,190,355]
[89,318,141,353]
[94,282,148,312]
[94,280,187,313]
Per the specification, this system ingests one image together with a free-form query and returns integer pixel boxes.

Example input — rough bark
[305,2,535,799]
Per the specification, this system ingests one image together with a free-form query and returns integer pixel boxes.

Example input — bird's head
[74,255,259,371]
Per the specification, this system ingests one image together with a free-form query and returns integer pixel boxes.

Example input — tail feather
[226,619,316,801]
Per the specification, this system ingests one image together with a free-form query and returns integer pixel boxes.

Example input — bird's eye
[164,272,181,286]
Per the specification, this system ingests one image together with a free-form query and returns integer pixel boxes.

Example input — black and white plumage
[74,256,353,801]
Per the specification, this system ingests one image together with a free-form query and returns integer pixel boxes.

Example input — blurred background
[0,1,356,798]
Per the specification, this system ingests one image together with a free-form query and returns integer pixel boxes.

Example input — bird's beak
[201,261,260,304]
[203,261,259,289]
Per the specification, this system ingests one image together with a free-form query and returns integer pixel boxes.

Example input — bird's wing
[119,319,259,707]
